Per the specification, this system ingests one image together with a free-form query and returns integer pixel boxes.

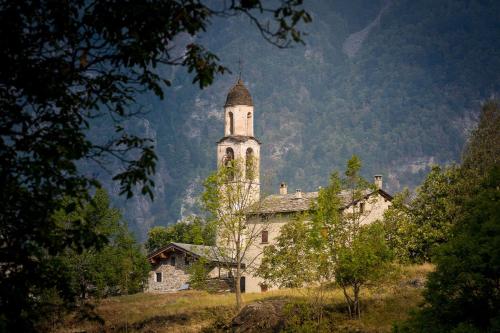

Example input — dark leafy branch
[0,0,310,331]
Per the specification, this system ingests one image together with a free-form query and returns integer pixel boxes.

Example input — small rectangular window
[156,272,162,282]
[170,256,176,266]
[184,256,190,265]
[360,202,365,213]
[261,230,268,244]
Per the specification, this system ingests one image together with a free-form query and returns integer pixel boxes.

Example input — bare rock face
[231,299,287,333]
[342,0,391,58]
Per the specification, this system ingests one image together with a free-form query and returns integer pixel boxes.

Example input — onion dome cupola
[224,78,253,107]
[222,78,256,137]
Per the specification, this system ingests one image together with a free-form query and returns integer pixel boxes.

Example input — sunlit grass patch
[58,264,433,332]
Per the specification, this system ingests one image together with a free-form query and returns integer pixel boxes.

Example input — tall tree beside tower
[203,79,268,310]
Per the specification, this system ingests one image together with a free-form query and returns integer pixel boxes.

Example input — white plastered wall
[241,214,289,293]
[241,192,392,293]
[224,105,254,136]
[348,192,392,226]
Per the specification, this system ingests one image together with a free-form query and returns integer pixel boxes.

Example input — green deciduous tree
[394,101,500,332]
[381,189,415,263]
[382,164,472,264]
[395,168,500,333]
[31,189,149,331]
[187,257,210,291]
[462,100,500,175]
[259,156,393,320]
[405,165,463,263]
[55,190,149,299]
[0,1,310,330]
[203,157,269,310]
[384,101,500,264]
[321,156,391,319]
[145,216,216,252]
[257,214,319,288]
[335,222,392,318]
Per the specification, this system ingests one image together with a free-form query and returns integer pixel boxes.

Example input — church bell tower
[217,78,261,201]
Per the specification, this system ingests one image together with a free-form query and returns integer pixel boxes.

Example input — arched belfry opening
[225,147,234,165]
[246,148,254,180]
[225,147,235,180]
[247,112,252,136]
[229,112,234,135]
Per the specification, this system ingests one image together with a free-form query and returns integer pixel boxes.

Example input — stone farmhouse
[147,242,238,292]
[147,78,393,293]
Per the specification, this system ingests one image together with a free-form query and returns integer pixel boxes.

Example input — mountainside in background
[90,0,500,240]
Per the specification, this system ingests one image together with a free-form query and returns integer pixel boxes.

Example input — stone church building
[147,78,393,293]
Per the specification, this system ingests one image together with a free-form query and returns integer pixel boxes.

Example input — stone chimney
[279,182,288,195]
[295,189,302,199]
[374,175,383,190]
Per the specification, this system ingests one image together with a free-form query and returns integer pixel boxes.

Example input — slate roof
[248,191,319,215]
[147,242,238,265]
[172,243,220,259]
[247,189,392,215]
[148,242,216,260]
[225,79,253,107]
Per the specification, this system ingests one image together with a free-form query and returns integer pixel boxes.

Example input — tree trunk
[235,266,242,310]
[234,243,243,310]
[342,286,352,318]
[80,283,86,300]
[353,285,360,319]
[316,283,325,327]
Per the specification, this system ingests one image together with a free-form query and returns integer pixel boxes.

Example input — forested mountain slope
[93,0,500,239]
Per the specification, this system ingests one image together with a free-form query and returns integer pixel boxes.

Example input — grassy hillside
[57,264,432,333]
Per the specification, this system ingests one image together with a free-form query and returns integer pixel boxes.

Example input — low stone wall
[206,277,234,292]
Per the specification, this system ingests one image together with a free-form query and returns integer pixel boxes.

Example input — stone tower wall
[224,105,254,137]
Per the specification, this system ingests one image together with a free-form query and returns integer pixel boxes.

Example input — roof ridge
[248,189,392,215]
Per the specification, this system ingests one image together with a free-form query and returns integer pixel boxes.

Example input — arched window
[225,147,235,180]
[229,112,234,135]
[246,112,252,135]
[246,148,254,180]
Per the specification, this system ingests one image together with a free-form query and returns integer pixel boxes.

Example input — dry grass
[56,264,433,333]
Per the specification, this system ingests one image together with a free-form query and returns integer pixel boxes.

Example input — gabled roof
[148,242,218,261]
[147,242,239,266]
[172,243,220,259]
[247,189,392,215]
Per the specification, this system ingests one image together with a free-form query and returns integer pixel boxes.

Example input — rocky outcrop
[231,299,287,333]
